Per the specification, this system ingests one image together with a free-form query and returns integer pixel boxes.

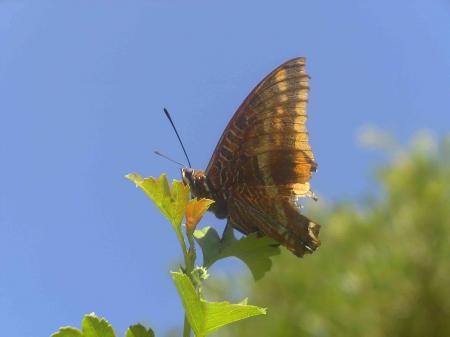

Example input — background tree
[210,132,450,337]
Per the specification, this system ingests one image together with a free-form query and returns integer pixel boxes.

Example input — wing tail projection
[229,190,321,257]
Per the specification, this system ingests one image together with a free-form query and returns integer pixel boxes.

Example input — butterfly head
[181,167,194,186]
[181,168,209,199]
[182,167,229,220]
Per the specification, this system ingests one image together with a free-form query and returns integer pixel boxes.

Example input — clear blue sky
[1,1,449,336]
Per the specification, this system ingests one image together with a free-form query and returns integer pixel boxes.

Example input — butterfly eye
[181,168,194,186]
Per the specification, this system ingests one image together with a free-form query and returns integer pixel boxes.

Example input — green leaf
[126,173,189,230]
[171,271,204,334]
[202,298,266,335]
[194,225,280,280]
[171,271,265,337]
[52,314,117,337]
[82,313,116,337]
[51,327,83,337]
[126,324,155,337]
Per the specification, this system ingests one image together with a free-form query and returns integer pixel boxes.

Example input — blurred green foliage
[212,133,450,337]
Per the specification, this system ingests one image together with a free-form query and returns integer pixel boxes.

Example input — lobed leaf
[51,313,117,337]
[125,324,155,337]
[194,225,280,280]
[82,313,116,337]
[185,198,215,234]
[51,327,83,337]
[171,271,265,337]
[126,173,189,230]
[202,298,266,335]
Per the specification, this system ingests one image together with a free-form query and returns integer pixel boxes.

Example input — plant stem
[183,315,191,337]
[187,233,197,273]
[175,228,191,271]
[177,226,195,337]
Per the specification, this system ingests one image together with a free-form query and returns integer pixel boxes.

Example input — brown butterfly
[181,57,320,257]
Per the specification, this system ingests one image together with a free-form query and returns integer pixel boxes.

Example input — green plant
[52,173,280,337]
[215,133,450,337]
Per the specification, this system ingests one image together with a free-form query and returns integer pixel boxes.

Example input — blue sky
[1,1,449,336]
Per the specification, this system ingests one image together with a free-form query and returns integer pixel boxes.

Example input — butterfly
[181,57,320,257]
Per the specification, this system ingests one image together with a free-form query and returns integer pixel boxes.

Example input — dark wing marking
[229,188,320,257]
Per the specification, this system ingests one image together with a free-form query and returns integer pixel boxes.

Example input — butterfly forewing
[200,57,320,257]
[207,58,316,185]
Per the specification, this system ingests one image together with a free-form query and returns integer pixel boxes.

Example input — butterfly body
[181,168,228,219]
[182,57,321,257]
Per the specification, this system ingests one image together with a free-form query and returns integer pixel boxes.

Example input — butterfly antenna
[153,150,185,167]
[163,108,192,168]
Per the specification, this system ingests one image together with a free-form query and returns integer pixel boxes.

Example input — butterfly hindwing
[229,189,320,256]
